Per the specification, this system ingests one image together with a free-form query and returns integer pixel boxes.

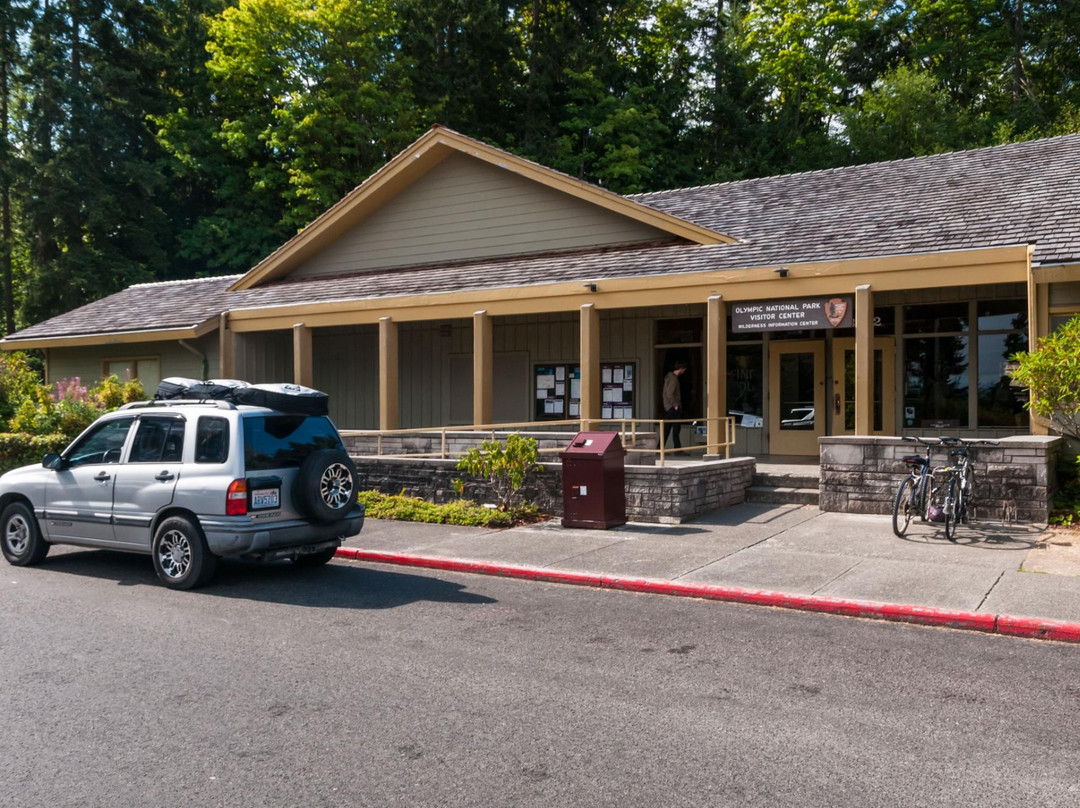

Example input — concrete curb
[335,547,1080,644]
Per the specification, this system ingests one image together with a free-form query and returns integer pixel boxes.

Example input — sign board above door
[731,296,854,332]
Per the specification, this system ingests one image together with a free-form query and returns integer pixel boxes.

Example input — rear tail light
[226,479,248,516]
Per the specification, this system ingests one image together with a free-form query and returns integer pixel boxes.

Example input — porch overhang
[224,244,1034,333]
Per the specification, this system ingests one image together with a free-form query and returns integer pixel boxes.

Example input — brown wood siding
[235,332,292,385]
[289,154,674,278]
[313,325,379,428]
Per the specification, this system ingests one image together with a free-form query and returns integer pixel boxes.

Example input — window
[976,302,1028,428]
[243,415,343,471]
[726,345,763,427]
[104,358,161,392]
[196,417,230,464]
[904,336,970,427]
[66,417,135,467]
[129,417,186,463]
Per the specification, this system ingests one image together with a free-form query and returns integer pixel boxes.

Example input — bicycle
[932,437,998,541]
[892,436,939,537]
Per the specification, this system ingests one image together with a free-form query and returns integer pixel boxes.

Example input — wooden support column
[1027,246,1048,434]
[218,312,236,378]
[292,323,313,388]
[379,316,399,430]
[473,310,493,426]
[579,303,600,429]
[706,295,727,456]
[854,284,873,435]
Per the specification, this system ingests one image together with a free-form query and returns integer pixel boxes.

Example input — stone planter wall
[819,435,1062,524]
[352,455,756,525]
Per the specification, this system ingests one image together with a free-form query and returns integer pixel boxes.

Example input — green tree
[842,63,975,161]
[19,0,174,324]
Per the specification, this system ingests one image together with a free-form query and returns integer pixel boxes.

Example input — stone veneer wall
[352,456,755,525]
[341,430,661,464]
[819,435,1062,524]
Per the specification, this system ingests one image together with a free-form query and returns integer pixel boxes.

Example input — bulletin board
[534,362,635,421]
[534,364,581,420]
[600,362,635,420]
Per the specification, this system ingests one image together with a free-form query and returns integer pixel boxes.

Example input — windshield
[243,415,343,471]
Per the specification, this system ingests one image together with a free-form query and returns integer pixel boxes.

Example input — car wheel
[294,547,338,567]
[293,449,357,525]
[0,501,49,567]
[152,516,217,590]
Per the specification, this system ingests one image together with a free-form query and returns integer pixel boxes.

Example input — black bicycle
[934,437,998,541]
[892,436,938,537]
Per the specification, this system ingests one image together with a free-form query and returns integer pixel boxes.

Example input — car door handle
[94,471,110,482]
[155,471,175,482]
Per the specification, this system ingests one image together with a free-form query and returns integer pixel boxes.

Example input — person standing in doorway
[662,361,687,449]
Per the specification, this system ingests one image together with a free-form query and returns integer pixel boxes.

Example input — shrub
[0,433,69,472]
[357,491,542,528]
[1051,455,1080,528]
[454,434,541,510]
[0,353,45,431]
[9,374,144,442]
[1010,314,1080,441]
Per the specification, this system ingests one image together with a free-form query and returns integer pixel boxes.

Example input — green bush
[1011,314,1080,440]
[0,432,70,473]
[454,434,541,510]
[1051,455,1080,528]
[358,491,542,528]
[8,374,144,442]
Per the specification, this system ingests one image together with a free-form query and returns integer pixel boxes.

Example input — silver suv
[0,400,364,589]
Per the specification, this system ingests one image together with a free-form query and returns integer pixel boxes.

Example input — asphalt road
[2,547,1078,808]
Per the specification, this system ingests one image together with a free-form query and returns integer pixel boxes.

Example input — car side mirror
[42,453,68,471]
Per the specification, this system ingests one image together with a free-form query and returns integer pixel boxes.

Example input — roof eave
[1,317,219,351]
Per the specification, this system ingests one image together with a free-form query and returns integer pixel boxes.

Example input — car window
[66,417,136,468]
[196,417,230,464]
[129,417,186,463]
[243,415,342,472]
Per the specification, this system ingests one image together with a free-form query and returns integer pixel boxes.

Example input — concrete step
[752,472,820,490]
[746,485,820,506]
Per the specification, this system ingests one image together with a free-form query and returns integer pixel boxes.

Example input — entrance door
[768,341,825,455]
[831,338,896,435]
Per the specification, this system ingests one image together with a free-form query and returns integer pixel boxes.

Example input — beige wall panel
[46,335,219,389]
[312,325,379,428]
[1049,281,1080,307]
[289,154,673,278]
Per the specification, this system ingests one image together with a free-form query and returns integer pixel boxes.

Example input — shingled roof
[5,133,1079,345]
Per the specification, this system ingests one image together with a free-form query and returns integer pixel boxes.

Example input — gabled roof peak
[229,126,736,291]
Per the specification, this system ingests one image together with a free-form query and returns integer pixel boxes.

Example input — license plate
[251,488,280,509]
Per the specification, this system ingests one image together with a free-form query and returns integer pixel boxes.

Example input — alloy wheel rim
[320,463,353,509]
[5,515,29,556]
[158,530,192,578]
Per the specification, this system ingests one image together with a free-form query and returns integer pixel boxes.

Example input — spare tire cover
[293,449,357,525]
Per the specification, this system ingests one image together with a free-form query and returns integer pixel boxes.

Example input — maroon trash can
[560,432,627,529]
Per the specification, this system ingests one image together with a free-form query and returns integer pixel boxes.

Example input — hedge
[0,433,69,474]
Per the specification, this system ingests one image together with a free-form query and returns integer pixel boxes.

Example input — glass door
[768,341,825,455]
[831,338,896,435]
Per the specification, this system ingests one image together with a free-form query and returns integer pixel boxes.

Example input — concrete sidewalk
[339,503,1080,638]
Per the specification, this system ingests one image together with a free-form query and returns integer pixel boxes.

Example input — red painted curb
[334,548,1079,643]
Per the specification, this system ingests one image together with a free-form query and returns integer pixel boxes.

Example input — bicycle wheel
[892,476,917,537]
[944,476,957,541]
[959,465,974,524]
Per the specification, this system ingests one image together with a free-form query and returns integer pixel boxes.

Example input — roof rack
[119,399,237,411]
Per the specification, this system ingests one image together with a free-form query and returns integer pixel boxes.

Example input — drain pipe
[178,339,209,380]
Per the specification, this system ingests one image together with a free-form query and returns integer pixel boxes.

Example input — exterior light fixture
[584,283,598,292]
[774,267,789,278]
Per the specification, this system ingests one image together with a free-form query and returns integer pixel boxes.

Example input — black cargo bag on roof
[154,377,202,400]
[232,383,329,416]
[187,379,251,400]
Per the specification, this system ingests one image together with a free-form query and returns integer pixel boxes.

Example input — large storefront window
[727,344,763,427]
[904,336,970,427]
[902,299,1029,431]
[976,301,1028,428]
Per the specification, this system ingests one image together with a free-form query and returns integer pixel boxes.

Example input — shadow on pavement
[895,521,1042,551]
[36,548,497,609]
